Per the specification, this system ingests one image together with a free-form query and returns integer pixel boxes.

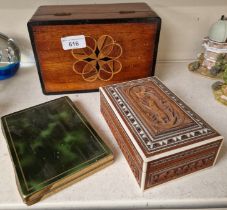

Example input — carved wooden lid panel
[102,77,220,157]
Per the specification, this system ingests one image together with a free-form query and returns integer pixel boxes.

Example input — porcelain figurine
[189,16,227,78]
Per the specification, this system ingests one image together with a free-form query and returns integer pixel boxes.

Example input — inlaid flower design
[71,35,122,82]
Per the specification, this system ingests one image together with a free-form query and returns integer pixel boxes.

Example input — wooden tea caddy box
[100,77,223,190]
[27,3,161,94]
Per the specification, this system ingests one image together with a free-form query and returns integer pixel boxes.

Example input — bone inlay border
[104,77,216,153]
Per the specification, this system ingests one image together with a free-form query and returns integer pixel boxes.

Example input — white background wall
[0,0,227,62]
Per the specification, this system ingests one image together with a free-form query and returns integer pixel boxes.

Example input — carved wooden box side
[100,93,144,186]
[27,3,161,94]
[145,140,222,189]
[100,76,223,190]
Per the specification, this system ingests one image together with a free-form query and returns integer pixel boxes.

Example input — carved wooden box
[100,77,223,190]
[27,3,161,94]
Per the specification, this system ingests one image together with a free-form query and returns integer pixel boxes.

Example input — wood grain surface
[28,3,161,94]
[30,22,159,93]
[31,3,157,21]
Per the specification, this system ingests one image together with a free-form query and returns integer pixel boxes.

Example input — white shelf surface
[0,62,227,209]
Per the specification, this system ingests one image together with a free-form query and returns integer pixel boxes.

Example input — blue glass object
[0,33,20,80]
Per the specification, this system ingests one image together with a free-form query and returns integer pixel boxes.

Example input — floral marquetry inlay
[71,35,122,82]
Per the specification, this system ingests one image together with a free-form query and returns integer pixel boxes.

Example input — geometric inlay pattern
[104,77,218,155]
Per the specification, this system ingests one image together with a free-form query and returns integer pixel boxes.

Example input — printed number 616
[69,41,79,47]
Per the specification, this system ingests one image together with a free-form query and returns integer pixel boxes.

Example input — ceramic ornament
[189,15,227,79]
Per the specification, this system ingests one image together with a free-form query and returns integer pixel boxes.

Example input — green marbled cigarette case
[1,96,113,205]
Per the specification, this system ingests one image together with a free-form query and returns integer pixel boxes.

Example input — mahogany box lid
[29,3,159,23]
[100,77,223,163]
